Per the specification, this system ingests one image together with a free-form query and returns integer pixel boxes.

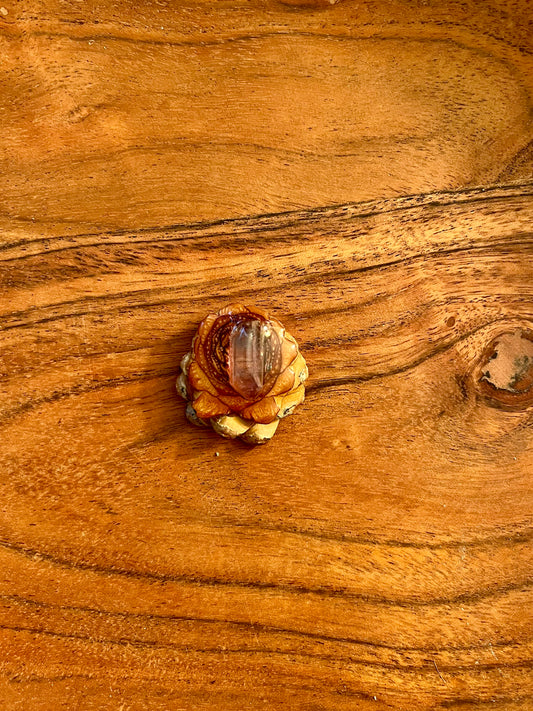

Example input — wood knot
[474,329,533,409]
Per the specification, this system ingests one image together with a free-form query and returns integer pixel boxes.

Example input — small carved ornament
[177,304,308,444]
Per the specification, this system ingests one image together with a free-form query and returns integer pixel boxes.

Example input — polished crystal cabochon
[227,317,281,399]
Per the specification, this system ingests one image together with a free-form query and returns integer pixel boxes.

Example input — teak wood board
[0,1,533,709]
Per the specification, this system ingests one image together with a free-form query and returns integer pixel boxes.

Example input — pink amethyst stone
[227,317,281,400]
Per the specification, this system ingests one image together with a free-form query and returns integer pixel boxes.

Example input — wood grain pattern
[0,0,532,234]
[1,1,533,709]
[1,184,533,709]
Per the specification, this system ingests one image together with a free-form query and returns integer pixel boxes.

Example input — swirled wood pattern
[0,1,532,709]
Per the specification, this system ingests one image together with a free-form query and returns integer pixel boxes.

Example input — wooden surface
[1,1,533,709]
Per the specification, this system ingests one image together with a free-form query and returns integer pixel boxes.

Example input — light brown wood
[0,1,532,709]
[1,184,533,709]
[0,0,532,235]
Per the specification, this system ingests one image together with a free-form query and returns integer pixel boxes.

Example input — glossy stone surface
[227,317,281,399]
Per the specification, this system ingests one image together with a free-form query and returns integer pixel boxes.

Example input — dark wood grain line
[1,622,532,675]
[1,182,531,258]
[440,695,533,709]
[0,537,531,607]
[1,593,530,655]
[307,318,517,392]
[8,674,96,685]
[1,22,532,67]
[0,371,176,426]
[160,513,533,552]
[496,138,533,181]
[2,239,532,335]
